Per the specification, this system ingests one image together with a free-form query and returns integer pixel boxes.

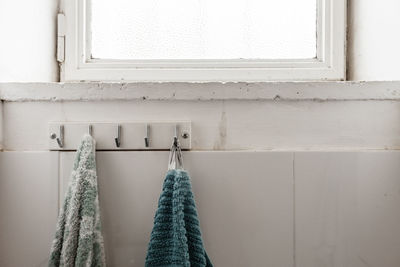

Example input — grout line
[57,151,61,215]
[293,152,296,267]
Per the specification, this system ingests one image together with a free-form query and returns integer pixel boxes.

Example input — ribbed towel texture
[145,169,213,267]
[49,135,105,267]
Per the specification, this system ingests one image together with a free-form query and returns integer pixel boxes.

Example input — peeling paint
[2,81,400,102]
[358,255,373,267]
[274,95,281,101]
[213,110,227,150]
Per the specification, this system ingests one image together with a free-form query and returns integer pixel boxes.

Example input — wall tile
[60,151,294,267]
[184,152,294,267]
[0,152,59,267]
[295,152,400,267]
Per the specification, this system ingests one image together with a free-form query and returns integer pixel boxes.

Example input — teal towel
[49,135,105,267]
[145,169,213,267]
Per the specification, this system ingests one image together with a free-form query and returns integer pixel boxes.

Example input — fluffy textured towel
[49,135,105,267]
[145,169,213,267]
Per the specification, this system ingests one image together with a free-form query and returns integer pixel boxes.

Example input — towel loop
[168,124,183,170]
[56,125,64,148]
[115,124,121,148]
[173,124,179,146]
[88,124,93,136]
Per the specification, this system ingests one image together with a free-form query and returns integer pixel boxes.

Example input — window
[62,0,346,81]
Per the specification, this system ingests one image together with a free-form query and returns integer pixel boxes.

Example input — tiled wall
[1,151,400,267]
[0,152,59,267]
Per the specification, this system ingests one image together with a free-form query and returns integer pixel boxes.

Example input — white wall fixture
[48,122,191,150]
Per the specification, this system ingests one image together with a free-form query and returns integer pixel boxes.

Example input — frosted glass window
[91,0,317,60]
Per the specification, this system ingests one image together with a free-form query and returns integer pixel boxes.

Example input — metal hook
[115,124,121,148]
[56,125,64,148]
[88,124,93,136]
[144,124,150,147]
[174,124,179,146]
[168,125,183,170]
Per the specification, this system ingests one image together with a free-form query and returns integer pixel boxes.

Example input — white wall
[348,0,400,80]
[3,98,400,151]
[0,152,58,267]
[0,0,58,82]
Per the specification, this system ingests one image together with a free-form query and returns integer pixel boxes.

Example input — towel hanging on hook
[48,134,105,266]
[145,127,213,267]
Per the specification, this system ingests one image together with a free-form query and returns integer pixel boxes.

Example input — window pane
[91,0,317,60]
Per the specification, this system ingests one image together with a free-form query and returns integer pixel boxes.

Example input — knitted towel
[49,135,105,267]
[145,169,213,267]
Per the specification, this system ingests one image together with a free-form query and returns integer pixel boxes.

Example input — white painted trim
[1,81,400,102]
[0,101,3,151]
[62,0,346,82]
[56,14,66,63]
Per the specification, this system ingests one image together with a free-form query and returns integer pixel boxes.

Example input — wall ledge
[1,81,400,102]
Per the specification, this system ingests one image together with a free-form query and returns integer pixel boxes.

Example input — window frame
[62,0,346,82]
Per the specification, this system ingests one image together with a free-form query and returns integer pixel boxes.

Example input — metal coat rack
[49,122,191,150]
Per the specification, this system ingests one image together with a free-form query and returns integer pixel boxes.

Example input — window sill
[0,81,399,102]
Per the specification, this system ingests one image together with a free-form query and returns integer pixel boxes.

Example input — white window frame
[61,0,346,82]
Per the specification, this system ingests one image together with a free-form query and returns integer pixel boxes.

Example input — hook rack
[49,122,191,150]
